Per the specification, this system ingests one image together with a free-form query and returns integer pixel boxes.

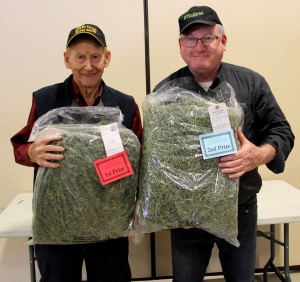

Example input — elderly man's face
[64,37,111,91]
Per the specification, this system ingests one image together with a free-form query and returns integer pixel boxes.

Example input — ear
[104,49,111,68]
[64,50,71,69]
[221,34,227,51]
[178,37,183,48]
[178,37,184,55]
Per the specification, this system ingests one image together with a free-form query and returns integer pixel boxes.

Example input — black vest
[34,75,136,129]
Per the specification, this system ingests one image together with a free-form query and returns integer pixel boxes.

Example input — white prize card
[208,102,231,132]
[99,123,124,156]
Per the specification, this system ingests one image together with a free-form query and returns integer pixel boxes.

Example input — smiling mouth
[82,73,96,78]
[191,53,209,58]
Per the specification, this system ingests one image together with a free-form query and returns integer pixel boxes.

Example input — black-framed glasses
[180,35,222,48]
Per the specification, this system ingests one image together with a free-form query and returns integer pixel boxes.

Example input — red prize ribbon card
[94,151,134,185]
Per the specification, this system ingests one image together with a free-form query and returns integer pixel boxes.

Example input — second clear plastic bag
[134,81,243,247]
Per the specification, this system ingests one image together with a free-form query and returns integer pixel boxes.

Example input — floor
[135,271,300,281]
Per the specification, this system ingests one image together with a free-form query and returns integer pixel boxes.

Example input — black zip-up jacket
[154,62,295,204]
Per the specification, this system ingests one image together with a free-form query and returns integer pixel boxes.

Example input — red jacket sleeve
[11,97,38,168]
[130,103,143,144]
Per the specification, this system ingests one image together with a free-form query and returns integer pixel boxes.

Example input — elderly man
[11,24,142,282]
[154,6,294,282]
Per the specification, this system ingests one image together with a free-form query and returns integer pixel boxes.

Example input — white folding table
[1,180,300,282]
[0,192,35,281]
[257,180,300,282]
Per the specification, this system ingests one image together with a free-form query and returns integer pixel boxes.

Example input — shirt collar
[211,63,223,88]
[71,79,103,106]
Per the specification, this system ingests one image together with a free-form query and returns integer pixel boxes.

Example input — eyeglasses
[180,35,222,48]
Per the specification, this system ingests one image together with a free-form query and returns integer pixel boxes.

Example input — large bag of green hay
[134,80,243,247]
[29,106,140,244]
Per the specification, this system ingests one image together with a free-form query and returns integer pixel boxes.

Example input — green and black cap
[179,6,222,34]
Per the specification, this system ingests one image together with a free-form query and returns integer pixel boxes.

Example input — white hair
[217,24,225,36]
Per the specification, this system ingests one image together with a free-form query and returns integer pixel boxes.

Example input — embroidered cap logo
[184,11,204,21]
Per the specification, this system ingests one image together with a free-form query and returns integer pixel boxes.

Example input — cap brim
[180,20,217,34]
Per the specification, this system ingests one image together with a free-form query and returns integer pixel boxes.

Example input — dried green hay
[32,123,140,244]
[135,85,243,246]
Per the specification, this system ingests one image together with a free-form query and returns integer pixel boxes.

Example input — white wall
[1,0,299,280]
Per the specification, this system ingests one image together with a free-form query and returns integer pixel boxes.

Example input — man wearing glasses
[154,6,294,282]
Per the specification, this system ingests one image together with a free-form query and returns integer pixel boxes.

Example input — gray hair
[217,24,225,36]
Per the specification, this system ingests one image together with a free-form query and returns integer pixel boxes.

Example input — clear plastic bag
[134,81,244,247]
[29,106,123,141]
[31,107,140,244]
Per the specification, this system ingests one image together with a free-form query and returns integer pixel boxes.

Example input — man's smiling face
[64,36,111,92]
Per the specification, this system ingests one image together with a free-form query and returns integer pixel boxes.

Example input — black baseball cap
[66,24,106,47]
[179,6,222,34]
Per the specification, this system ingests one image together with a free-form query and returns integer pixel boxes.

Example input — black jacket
[154,62,295,204]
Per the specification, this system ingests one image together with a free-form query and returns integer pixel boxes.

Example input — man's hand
[218,127,276,178]
[28,136,65,168]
